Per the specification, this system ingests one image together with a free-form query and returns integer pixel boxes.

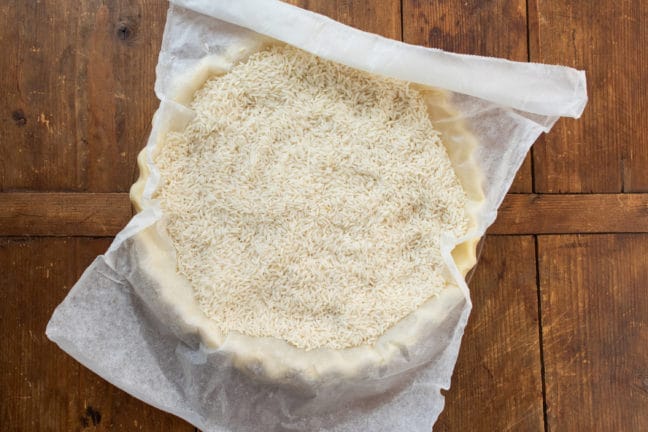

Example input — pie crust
[129,43,484,385]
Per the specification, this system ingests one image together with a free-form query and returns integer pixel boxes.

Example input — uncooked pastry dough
[130,42,484,383]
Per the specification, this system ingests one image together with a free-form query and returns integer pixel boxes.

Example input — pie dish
[129,42,484,385]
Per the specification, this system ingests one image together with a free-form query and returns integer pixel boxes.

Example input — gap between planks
[1,192,647,237]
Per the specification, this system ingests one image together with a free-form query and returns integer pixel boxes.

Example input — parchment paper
[47,1,587,431]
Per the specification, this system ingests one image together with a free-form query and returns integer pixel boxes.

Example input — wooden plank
[0,193,132,237]
[538,234,648,430]
[0,1,166,192]
[511,157,534,193]
[436,236,544,431]
[489,193,648,235]
[530,0,648,192]
[0,237,193,431]
[402,0,533,193]
[3,192,648,236]
[283,0,402,39]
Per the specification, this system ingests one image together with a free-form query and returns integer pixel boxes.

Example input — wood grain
[0,193,132,237]
[0,1,166,192]
[436,236,544,431]
[401,0,533,193]
[538,235,648,430]
[530,0,648,192]
[0,237,193,431]
[1,0,646,430]
[283,0,402,39]
[3,192,648,237]
[489,193,648,235]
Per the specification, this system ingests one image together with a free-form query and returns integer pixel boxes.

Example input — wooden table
[1,1,646,430]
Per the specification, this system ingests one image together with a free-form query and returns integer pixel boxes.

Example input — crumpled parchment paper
[47,1,587,431]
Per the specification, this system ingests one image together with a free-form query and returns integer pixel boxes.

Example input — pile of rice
[153,45,469,350]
